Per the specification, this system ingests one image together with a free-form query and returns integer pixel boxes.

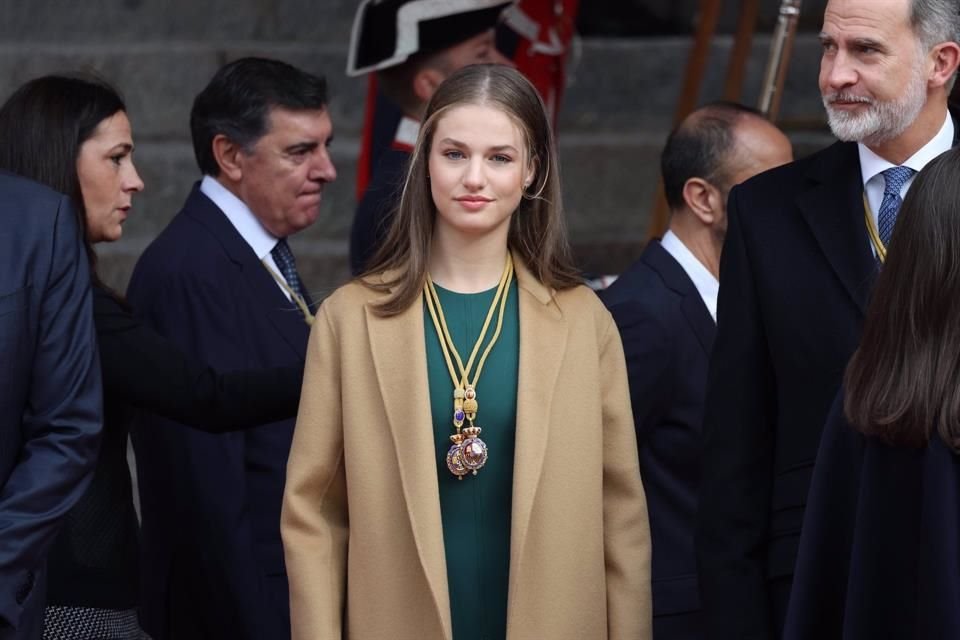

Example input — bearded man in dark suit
[696,0,960,638]
[602,102,791,640]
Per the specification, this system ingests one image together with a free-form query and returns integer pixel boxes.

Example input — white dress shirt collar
[200,175,279,260]
[858,111,954,229]
[199,176,292,301]
[394,116,420,151]
[660,230,720,322]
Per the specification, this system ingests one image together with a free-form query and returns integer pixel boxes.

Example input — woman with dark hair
[281,64,651,640]
[783,147,960,640]
[0,75,303,639]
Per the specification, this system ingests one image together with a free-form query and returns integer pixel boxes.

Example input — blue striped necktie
[877,166,915,247]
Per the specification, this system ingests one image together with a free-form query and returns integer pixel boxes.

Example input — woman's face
[77,111,144,243]
[428,103,532,244]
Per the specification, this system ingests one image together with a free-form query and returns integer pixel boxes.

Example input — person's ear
[929,41,960,90]
[412,67,446,106]
[682,177,723,225]
[523,156,538,190]
[211,134,245,182]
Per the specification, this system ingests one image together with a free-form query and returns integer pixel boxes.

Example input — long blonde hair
[363,64,580,315]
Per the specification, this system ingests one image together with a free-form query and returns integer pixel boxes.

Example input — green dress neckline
[423,282,519,640]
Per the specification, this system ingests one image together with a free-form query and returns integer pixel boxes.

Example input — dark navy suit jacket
[601,239,715,639]
[785,390,960,640]
[349,144,409,275]
[0,173,102,637]
[127,185,308,640]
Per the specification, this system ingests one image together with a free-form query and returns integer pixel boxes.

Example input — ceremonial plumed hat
[347,0,512,76]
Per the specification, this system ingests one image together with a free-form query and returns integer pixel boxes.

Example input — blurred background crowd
[0,0,832,294]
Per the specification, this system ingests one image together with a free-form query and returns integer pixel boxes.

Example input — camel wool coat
[281,257,652,640]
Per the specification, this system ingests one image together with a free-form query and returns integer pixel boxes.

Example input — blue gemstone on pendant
[454,410,465,422]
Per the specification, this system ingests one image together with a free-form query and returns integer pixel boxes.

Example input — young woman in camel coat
[282,64,651,640]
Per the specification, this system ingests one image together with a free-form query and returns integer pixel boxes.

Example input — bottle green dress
[424,281,519,640]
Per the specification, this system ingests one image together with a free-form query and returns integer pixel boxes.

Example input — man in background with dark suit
[601,103,791,640]
[697,0,960,638]
[0,173,102,640]
[127,58,336,640]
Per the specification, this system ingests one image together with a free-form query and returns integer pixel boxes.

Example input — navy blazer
[784,391,960,640]
[44,283,303,611]
[0,173,102,635]
[127,185,309,640]
[601,240,715,638]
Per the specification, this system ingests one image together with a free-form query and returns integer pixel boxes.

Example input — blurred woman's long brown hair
[362,64,581,316]
[844,148,960,451]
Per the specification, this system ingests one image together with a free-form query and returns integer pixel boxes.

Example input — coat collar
[796,142,877,315]
[641,240,716,354]
[182,184,309,359]
[798,114,960,316]
[507,255,567,606]
[363,252,567,640]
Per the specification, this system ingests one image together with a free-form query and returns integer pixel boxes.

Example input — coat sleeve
[95,290,302,431]
[128,268,282,640]
[598,311,653,640]
[0,197,102,628]
[782,391,863,640]
[696,187,777,640]
[282,304,349,640]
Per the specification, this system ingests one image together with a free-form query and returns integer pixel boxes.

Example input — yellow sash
[862,193,886,263]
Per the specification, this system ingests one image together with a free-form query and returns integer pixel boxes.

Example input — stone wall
[0,1,833,295]
[579,0,828,35]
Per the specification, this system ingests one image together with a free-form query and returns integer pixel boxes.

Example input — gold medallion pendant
[445,425,488,477]
[446,433,469,478]
[424,255,513,480]
[458,386,487,473]
[459,425,488,473]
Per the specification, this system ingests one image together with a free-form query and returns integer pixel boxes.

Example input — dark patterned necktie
[271,238,313,311]
[878,166,915,247]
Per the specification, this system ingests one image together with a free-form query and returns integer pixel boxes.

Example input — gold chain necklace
[423,254,514,479]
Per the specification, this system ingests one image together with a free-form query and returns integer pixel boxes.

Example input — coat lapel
[796,142,876,315]
[680,292,716,355]
[184,185,309,358]
[245,263,311,359]
[362,257,569,638]
[796,117,960,316]
[508,257,568,593]
[365,295,452,640]
[642,240,716,355]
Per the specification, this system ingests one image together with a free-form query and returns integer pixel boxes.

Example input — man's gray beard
[822,70,928,146]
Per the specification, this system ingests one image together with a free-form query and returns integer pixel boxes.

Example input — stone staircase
[0,1,836,294]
